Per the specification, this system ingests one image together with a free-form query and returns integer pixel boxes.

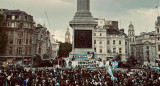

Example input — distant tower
[128,22,135,43]
[65,27,71,43]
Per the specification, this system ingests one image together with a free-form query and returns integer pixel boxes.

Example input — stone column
[77,0,90,12]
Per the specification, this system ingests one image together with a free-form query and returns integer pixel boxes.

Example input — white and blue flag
[112,61,118,69]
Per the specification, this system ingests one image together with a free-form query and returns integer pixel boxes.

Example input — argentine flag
[112,61,118,69]
[155,67,160,71]
[107,66,114,81]
[106,61,114,81]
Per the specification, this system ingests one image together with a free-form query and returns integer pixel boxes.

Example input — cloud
[0,0,159,42]
[117,8,157,35]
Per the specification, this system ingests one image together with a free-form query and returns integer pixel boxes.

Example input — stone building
[155,16,160,60]
[0,9,35,65]
[65,27,71,43]
[33,24,52,60]
[131,32,156,66]
[0,9,53,65]
[51,42,59,58]
[94,18,127,61]
[94,18,107,59]
[128,23,136,56]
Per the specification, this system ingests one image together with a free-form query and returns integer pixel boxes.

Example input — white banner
[66,60,109,68]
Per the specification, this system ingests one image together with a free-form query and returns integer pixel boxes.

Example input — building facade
[155,16,160,60]
[94,18,127,61]
[51,42,59,58]
[0,9,35,64]
[0,9,53,65]
[33,24,52,60]
[128,23,136,56]
[130,32,156,66]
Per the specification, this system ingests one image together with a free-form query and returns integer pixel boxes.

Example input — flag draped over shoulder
[106,61,114,81]
[107,66,114,81]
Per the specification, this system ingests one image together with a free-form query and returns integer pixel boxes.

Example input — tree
[58,42,72,57]
[0,14,8,54]
[126,55,136,68]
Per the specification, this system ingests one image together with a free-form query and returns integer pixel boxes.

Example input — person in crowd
[1,65,160,86]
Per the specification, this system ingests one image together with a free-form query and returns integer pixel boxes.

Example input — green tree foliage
[58,42,72,57]
[0,14,8,54]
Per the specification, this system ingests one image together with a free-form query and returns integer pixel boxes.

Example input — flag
[107,66,114,81]
[112,61,118,69]
[88,66,93,69]
[155,67,160,71]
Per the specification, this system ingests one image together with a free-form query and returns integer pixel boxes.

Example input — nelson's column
[69,0,97,57]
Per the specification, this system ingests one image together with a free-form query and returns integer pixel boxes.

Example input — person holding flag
[105,59,115,81]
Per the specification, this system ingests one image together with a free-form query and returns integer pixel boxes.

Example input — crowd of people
[0,67,160,86]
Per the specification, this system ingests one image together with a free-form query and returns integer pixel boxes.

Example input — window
[18,39,22,45]
[100,33,102,36]
[26,39,28,44]
[100,41,102,44]
[159,55,160,59]
[9,38,13,44]
[30,39,32,45]
[94,33,96,36]
[94,40,96,44]
[125,42,127,45]
[12,15,15,20]
[119,48,122,54]
[94,48,96,52]
[147,51,149,55]
[11,22,14,27]
[107,40,110,44]
[113,40,115,45]
[113,48,116,53]
[146,46,149,49]
[133,38,135,42]
[39,48,41,54]
[100,49,102,53]
[18,31,23,38]
[26,32,29,38]
[25,47,28,55]
[158,37,160,41]
[17,47,22,55]
[9,47,12,54]
[10,31,14,37]
[126,51,127,53]
[107,48,111,53]
[158,28,159,33]
[119,40,121,45]
[158,45,160,51]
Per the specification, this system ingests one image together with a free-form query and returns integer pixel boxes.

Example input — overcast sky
[0,0,159,42]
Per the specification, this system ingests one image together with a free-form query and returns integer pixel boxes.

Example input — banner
[66,60,99,68]
[74,54,88,60]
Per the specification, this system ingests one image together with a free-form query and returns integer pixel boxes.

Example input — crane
[45,11,55,37]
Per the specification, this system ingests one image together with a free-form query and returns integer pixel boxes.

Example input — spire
[129,21,134,28]
[130,21,132,25]
[66,27,70,35]
[67,27,69,31]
